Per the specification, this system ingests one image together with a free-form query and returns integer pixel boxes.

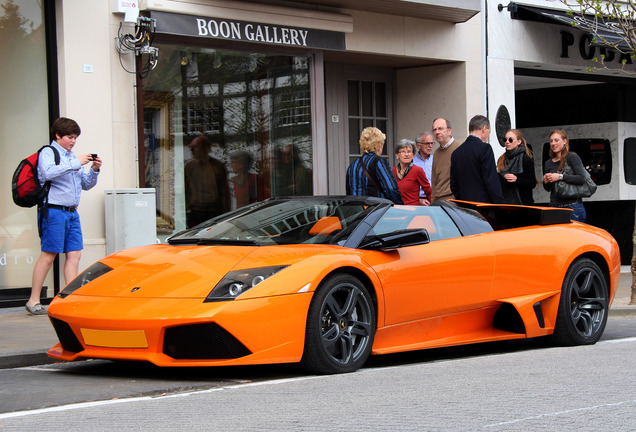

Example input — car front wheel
[550,257,608,346]
[301,273,375,374]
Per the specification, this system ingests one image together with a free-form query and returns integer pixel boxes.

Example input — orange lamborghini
[47,197,620,374]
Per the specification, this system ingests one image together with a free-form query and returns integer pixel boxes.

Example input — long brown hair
[496,129,534,171]
[549,129,569,171]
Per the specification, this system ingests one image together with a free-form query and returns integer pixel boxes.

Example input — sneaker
[25,303,47,316]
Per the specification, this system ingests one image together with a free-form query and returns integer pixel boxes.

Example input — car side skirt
[371,290,561,355]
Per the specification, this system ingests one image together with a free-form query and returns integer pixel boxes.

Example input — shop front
[135,0,484,240]
[0,0,484,306]
[486,0,636,263]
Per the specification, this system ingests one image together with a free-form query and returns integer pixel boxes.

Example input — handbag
[554,162,597,200]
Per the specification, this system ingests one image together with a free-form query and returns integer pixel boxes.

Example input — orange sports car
[47,196,620,374]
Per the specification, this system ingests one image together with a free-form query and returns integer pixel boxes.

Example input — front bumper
[47,292,312,367]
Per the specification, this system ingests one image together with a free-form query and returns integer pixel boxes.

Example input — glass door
[325,64,394,194]
[347,79,389,165]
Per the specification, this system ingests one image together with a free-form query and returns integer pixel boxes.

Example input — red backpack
[12,145,60,208]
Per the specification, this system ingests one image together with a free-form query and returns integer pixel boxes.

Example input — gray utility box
[105,188,157,255]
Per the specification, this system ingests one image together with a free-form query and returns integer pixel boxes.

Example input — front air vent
[163,322,251,360]
[50,317,84,353]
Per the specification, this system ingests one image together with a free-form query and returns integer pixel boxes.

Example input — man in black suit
[450,115,504,204]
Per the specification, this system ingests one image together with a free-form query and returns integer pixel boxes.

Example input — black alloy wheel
[550,257,608,346]
[301,273,375,374]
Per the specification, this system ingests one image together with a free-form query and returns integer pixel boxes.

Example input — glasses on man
[417,141,434,146]
[432,127,446,132]
[398,149,413,154]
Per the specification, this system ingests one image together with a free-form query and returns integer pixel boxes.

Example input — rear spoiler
[449,200,573,231]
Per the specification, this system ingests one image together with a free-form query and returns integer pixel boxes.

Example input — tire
[301,273,376,374]
[549,257,608,346]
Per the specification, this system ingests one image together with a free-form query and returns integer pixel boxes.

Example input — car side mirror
[360,229,430,251]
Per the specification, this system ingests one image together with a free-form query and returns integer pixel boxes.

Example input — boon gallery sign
[151,11,346,50]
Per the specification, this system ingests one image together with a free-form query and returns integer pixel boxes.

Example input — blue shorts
[39,207,83,253]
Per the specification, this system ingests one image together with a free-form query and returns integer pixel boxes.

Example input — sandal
[25,303,47,315]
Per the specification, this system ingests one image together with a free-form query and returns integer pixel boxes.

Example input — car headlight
[58,262,113,298]
[205,265,288,302]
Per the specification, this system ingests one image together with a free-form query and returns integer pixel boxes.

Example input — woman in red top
[392,139,431,206]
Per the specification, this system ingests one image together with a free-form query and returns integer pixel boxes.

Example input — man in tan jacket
[430,117,461,202]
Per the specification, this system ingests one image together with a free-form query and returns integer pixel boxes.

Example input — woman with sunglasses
[497,129,537,205]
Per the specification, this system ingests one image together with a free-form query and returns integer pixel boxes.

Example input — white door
[325,64,395,194]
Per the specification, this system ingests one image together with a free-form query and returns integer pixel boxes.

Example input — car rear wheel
[550,257,608,346]
[301,273,375,374]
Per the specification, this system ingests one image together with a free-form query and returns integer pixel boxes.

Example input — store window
[142,44,313,237]
[0,0,53,301]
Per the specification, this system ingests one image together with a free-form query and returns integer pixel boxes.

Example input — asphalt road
[1,317,635,431]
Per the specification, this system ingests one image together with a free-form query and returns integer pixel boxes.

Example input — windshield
[168,197,385,246]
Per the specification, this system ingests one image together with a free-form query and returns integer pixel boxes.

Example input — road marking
[4,337,636,420]
[0,375,323,420]
[599,336,636,344]
[484,400,636,428]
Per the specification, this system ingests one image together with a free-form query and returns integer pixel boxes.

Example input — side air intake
[493,303,526,334]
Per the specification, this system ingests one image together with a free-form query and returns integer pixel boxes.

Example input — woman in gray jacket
[542,129,587,222]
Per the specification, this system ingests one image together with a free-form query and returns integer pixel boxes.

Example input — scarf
[500,146,526,176]
[396,162,412,180]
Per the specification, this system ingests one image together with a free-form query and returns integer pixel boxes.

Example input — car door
[359,206,496,326]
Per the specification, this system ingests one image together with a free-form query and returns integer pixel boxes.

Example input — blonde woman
[497,129,537,205]
[542,129,587,221]
[345,127,403,204]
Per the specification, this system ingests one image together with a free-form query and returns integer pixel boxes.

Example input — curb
[0,352,57,370]
[609,306,636,318]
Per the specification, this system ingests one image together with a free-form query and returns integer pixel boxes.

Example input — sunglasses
[506,137,515,143]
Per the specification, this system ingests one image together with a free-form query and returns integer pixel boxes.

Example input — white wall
[56,0,141,272]
[349,9,483,146]
[397,63,469,144]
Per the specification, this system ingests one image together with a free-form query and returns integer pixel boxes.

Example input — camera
[91,153,98,161]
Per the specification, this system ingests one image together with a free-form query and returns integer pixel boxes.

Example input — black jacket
[499,154,536,205]
[450,135,504,204]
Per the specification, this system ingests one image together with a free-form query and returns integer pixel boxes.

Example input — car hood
[71,243,345,299]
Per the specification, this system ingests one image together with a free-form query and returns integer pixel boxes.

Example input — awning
[141,0,480,25]
[506,2,629,49]
[283,0,480,23]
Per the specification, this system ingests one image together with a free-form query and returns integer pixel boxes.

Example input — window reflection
[142,45,313,234]
[0,0,55,294]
